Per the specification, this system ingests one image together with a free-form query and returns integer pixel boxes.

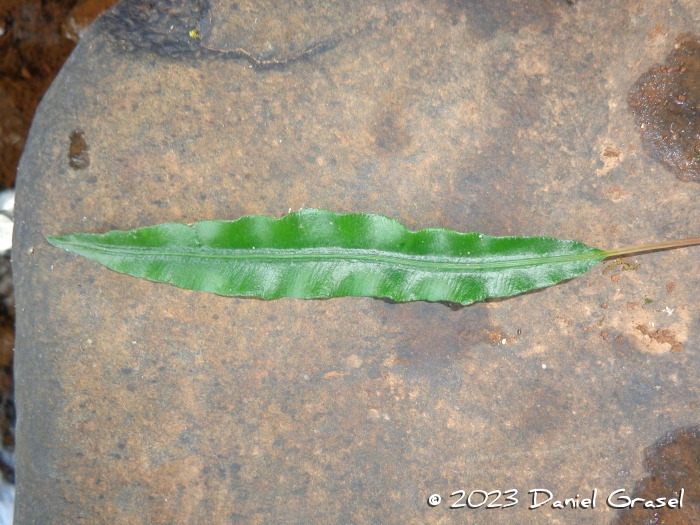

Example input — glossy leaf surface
[46,209,609,305]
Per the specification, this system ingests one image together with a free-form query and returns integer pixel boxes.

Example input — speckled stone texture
[12,0,700,523]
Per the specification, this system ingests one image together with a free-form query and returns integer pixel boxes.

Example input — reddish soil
[0,0,80,189]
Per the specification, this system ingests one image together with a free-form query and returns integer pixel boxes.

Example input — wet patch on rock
[611,426,700,525]
[628,33,700,182]
[68,130,89,170]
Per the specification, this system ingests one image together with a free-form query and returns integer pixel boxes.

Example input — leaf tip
[45,234,60,246]
[45,234,73,251]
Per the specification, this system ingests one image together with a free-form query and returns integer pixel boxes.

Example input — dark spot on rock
[443,0,560,39]
[513,386,572,441]
[509,88,541,128]
[628,33,700,182]
[68,130,89,170]
[372,103,410,155]
[178,428,193,444]
[611,426,700,525]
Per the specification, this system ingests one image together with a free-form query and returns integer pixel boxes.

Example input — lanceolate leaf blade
[46,209,608,305]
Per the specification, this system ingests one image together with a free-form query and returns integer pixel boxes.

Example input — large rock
[12,0,700,523]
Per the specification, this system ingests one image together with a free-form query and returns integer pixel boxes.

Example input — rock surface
[12,0,700,523]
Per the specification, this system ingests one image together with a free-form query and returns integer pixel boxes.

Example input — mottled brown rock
[629,33,700,182]
[12,0,700,523]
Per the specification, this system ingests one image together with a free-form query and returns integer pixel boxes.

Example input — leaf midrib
[52,237,606,271]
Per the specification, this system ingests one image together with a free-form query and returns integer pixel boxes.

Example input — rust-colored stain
[636,324,683,353]
[68,130,89,170]
[323,370,347,380]
[612,426,700,525]
[604,146,622,158]
[647,24,666,40]
[607,185,627,201]
[628,33,700,182]
[484,329,517,345]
